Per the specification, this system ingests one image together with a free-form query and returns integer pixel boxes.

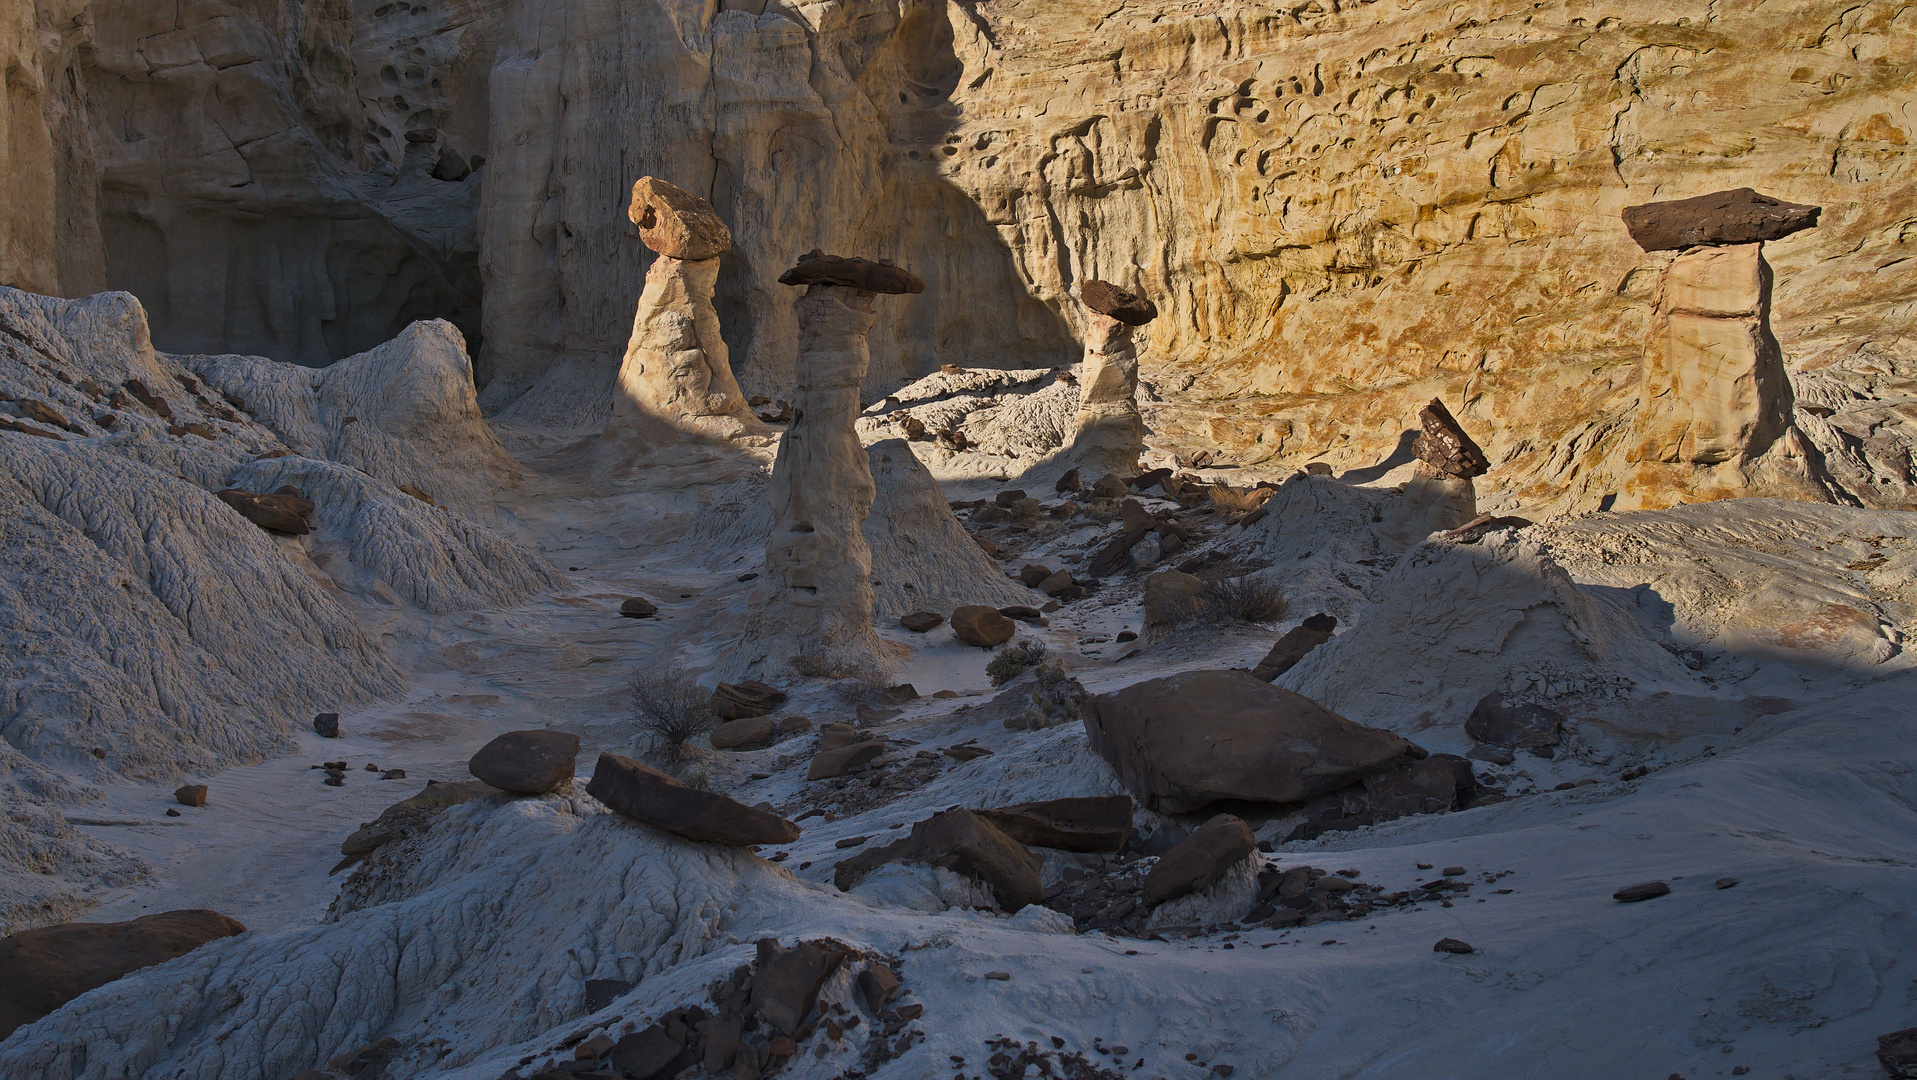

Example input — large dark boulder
[467,730,579,794]
[976,795,1133,852]
[833,809,1041,910]
[749,938,849,1036]
[1081,669,1414,813]
[951,605,1016,648]
[586,753,801,846]
[1251,613,1336,681]
[709,681,786,720]
[1080,280,1158,325]
[0,910,246,1038]
[1621,187,1820,252]
[1465,692,1564,750]
[1142,814,1256,907]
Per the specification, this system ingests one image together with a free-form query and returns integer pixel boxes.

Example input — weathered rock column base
[602,255,770,455]
[1066,311,1146,477]
[1377,464,1477,548]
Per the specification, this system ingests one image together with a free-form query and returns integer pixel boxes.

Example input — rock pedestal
[758,252,924,662]
[603,177,766,453]
[1068,280,1157,476]
[1378,398,1486,547]
[1616,189,1826,509]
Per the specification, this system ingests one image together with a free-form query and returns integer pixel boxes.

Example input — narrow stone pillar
[603,177,766,451]
[1379,398,1488,548]
[761,251,924,655]
[1068,280,1157,477]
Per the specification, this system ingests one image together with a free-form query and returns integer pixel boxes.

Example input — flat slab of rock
[1613,880,1671,902]
[1622,187,1821,252]
[977,795,1133,852]
[1465,692,1564,750]
[778,250,924,294]
[1081,280,1158,325]
[468,730,579,794]
[1081,669,1414,813]
[710,681,786,720]
[627,176,732,260]
[951,605,1016,648]
[1413,399,1489,479]
[806,741,885,780]
[751,938,850,1036]
[710,716,775,750]
[620,597,658,618]
[1251,613,1336,681]
[1142,813,1255,906]
[0,910,246,1038]
[833,809,1041,910]
[586,753,801,846]
[215,488,314,534]
[899,610,944,632]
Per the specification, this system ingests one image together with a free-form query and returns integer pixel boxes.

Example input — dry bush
[1209,484,1274,514]
[987,639,1049,686]
[629,670,717,766]
[1199,575,1289,626]
[789,653,885,685]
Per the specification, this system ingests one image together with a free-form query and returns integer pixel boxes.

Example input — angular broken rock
[1363,754,1475,822]
[899,610,945,632]
[1037,570,1077,598]
[610,1024,682,1079]
[467,730,579,794]
[1464,692,1564,750]
[1433,938,1475,955]
[710,681,787,720]
[1019,563,1052,588]
[1142,813,1256,906]
[833,808,1041,910]
[1412,399,1489,479]
[627,176,732,261]
[816,722,859,752]
[976,795,1134,853]
[710,716,775,750]
[0,909,246,1039]
[1081,670,1415,813]
[1621,187,1821,252]
[173,784,208,807]
[751,938,849,1037]
[1251,613,1337,681]
[1055,468,1081,493]
[1079,280,1159,326]
[621,596,658,618]
[586,753,801,846]
[215,488,315,535]
[313,713,340,738]
[778,249,925,294]
[1143,569,1206,627]
[1612,881,1671,902]
[951,605,1016,648]
[806,741,885,780]
[1090,472,1130,499]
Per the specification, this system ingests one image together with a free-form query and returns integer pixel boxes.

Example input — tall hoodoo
[1616,188,1827,509]
[1068,280,1157,476]
[1378,398,1488,547]
[602,177,766,453]
[761,251,924,657]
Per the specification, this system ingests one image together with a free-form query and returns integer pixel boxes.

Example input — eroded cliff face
[6,0,1916,509]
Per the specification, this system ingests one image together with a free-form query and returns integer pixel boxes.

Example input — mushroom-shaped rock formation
[1616,190,1829,510]
[603,177,767,454]
[1067,279,1156,476]
[752,253,920,669]
[1377,398,1486,548]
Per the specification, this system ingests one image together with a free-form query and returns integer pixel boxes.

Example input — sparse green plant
[629,670,717,767]
[1199,574,1289,626]
[678,768,711,790]
[1011,497,1043,522]
[987,639,1049,686]
[789,653,884,684]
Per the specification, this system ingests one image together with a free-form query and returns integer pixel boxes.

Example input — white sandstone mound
[1792,340,1917,511]
[857,367,1077,479]
[865,439,1030,619]
[185,320,526,520]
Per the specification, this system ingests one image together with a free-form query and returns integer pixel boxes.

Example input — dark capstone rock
[1413,399,1490,479]
[174,784,208,807]
[1081,670,1414,814]
[806,741,885,780]
[1080,280,1159,325]
[468,730,580,794]
[627,175,731,261]
[778,250,924,294]
[1055,468,1081,493]
[899,610,945,632]
[833,809,1041,910]
[976,795,1133,852]
[951,605,1016,648]
[1465,692,1564,749]
[586,753,802,846]
[313,713,340,738]
[1621,187,1821,252]
[1141,814,1256,907]
[1612,881,1671,903]
[1879,1028,1917,1080]
[216,488,315,534]
[751,938,850,1036]
[620,596,658,618]
[0,909,246,1038]
[1433,937,1475,954]
[709,681,787,720]
[1251,613,1337,681]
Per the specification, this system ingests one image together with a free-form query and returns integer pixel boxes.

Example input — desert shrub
[1004,665,1088,731]
[1209,483,1273,514]
[789,653,884,684]
[987,639,1049,686]
[679,768,711,790]
[1199,575,1288,626]
[630,670,717,766]
[1011,497,1043,522]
